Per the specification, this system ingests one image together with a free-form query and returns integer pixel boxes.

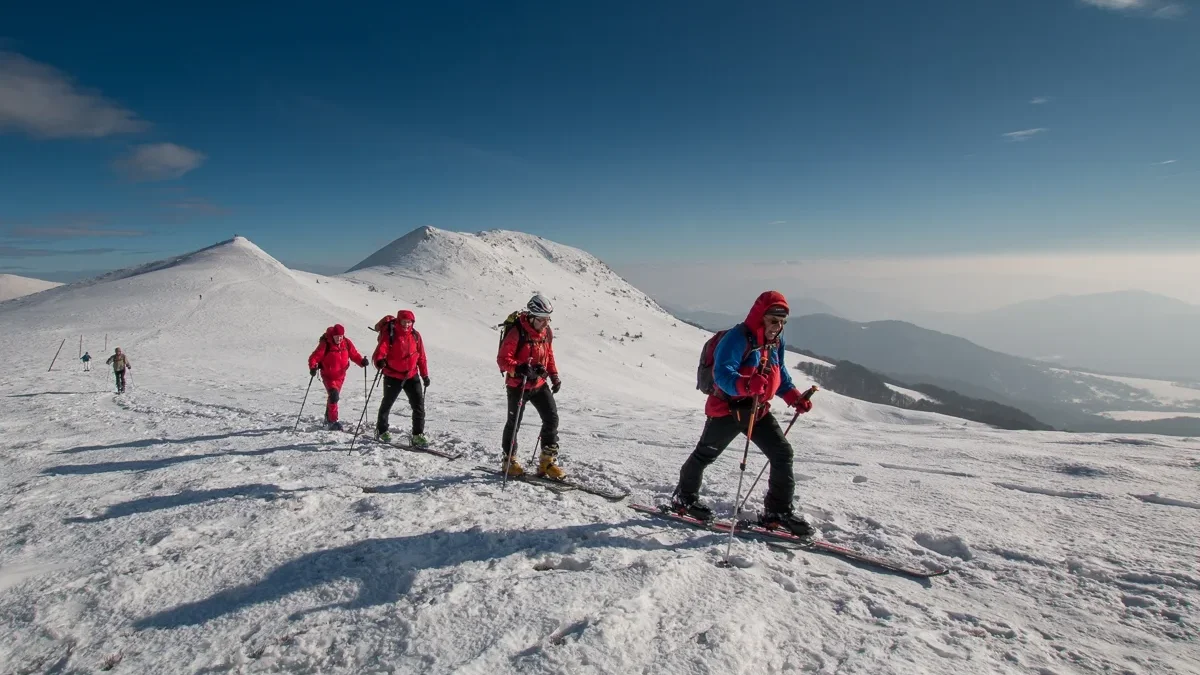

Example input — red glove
[740,374,768,397]
[782,387,814,413]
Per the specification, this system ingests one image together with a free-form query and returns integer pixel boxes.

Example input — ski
[354,429,463,460]
[473,465,629,501]
[629,503,949,579]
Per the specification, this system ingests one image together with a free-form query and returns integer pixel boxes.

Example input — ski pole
[503,372,531,490]
[293,373,316,432]
[48,338,66,371]
[349,369,383,454]
[529,436,541,469]
[720,346,773,566]
[738,385,818,512]
[722,394,763,566]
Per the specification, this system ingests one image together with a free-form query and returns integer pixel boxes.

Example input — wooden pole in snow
[104,334,108,351]
[79,335,83,358]
[48,339,66,371]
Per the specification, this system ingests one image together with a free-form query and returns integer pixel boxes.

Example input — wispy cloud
[9,225,145,239]
[1002,128,1049,142]
[1155,159,1178,165]
[113,143,206,182]
[0,51,147,139]
[164,197,228,216]
[0,245,121,258]
[4,213,146,240]
[1153,3,1187,18]
[1080,0,1187,17]
[1030,97,1050,105]
[768,220,788,225]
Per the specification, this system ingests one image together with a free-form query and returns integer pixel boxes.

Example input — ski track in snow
[2,232,1199,674]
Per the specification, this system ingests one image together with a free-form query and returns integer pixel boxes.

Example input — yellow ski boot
[537,444,566,480]
[501,453,525,477]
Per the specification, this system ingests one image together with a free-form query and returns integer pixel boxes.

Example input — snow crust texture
[1,230,1198,674]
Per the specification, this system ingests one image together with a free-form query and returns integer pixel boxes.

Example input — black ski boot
[759,509,814,538]
[328,421,343,431]
[670,493,714,521]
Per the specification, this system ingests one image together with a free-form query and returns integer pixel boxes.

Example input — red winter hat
[397,310,415,322]
[330,324,345,336]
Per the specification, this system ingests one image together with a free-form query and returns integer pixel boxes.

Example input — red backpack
[697,323,786,398]
[696,323,758,397]
[373,315,423,352]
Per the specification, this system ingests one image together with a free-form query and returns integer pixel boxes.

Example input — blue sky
[1,0,1197,280]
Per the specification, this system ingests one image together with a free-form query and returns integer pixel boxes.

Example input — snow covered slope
[1,230,1198,675]
[0,273,60,302]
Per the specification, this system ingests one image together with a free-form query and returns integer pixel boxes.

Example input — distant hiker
[308,324,368,431]
[496,294,564,479]
[372,310,430,446]
[105,348,131,394]
[671,290,815,537]
[81,351,91,372]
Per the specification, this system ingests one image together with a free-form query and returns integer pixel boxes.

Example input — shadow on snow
[134,519,723,630]
[63,483,289,523]
[57,426,293,454]
[43,442,325,476]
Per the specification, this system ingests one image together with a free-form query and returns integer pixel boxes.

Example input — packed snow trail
[2,232,1198,674]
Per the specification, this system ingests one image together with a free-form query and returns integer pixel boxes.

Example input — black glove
[515,363,535,378]
[533,364,548,378]
[375,360,386,370]
[309,367,317,377]
[422,376,430,388]
[360,359,370,368]
[551,376,561,394]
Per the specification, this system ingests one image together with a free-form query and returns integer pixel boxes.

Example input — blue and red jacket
[706,290,804,419]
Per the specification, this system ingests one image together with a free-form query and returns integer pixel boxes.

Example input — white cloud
[1081,0,1146,8]
[1030,97,1050,105]
[0,51,146,139]
[1155,159,1178,165]
[1002,128,1049,142]
[1080,0,1187,16]
[768,220,788,225]
[113,143,206,182]
[1153,3,1187,18]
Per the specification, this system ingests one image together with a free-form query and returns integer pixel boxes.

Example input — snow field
[1,230,1198,674]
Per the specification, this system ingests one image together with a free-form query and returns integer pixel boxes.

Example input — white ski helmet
[526,294,553,317]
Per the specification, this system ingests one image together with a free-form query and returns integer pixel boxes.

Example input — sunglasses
[764,316,787,325]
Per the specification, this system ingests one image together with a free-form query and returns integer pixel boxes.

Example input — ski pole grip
[802,385,818,401]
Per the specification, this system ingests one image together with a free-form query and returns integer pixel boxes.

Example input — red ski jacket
[497,313,558,390]
[705,290,803,419]
[309,327,366,389]
[372,311,429,381]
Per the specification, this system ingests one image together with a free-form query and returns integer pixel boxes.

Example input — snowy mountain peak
[346,226,667,317]
[0,273,61,303]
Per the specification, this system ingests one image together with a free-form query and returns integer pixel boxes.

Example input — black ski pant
[114,369,126,393]
[677,410,795,514]
[501,384,558,457]
[377,376,424,435]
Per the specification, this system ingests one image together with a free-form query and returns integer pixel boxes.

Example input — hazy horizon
[617,250,1200,318]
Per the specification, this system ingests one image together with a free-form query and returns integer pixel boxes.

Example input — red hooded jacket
[308,326,366,389]
[372,310,429,381]
[705,290,804,419]
[497,313,558,390]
